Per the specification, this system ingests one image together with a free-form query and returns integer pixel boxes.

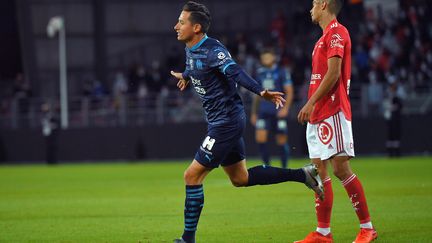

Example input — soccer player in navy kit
[251,49,294,168]
[170,2,324,243]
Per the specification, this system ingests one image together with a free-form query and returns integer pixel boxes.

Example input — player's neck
[319,15,336,32]
[186,33,206,49]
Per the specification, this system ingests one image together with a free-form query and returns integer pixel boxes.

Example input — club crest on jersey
[317,121,333,145]
[217,52,226,59]
[196,59,203,70]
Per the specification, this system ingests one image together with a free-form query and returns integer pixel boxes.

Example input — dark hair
[328,0,343,15]
[260,47,275,56]
[182,1,211,33]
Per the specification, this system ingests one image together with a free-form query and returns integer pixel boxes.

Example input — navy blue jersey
[256,65,292,116]
[183,35,261,125]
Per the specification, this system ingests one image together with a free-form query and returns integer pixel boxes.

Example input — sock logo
[350,193,360,211]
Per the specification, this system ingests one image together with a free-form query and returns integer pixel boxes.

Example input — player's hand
[260,90,286,109]
[171,71,189,91]
[297,102,314,124]
[250,113,257,126]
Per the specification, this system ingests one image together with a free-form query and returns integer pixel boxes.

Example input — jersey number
[202,136,216,151]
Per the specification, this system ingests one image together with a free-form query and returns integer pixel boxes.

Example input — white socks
[360,222,373,229]
[316,227,331,236]
[316,222,372,236]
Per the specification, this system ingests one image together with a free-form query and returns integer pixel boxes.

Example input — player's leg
[275,119,290,168]
[221,138,323,196]
[330,156,377,242]
[312,159,334,238]
[178,160,213,243]
[177,118,246,243]
[331,112,376,242]
[256,118,270,166]
[295,122,334,243]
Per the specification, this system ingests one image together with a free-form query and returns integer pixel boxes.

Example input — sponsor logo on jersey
[317,121,333,145]
[191,76,206,95]
[311,74,321,80]
[189,58,194,70]
[330,34,344,49]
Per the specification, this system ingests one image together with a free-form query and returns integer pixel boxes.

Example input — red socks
[316,178,333,228]
[315,174,372,229]
[342,174,371,224]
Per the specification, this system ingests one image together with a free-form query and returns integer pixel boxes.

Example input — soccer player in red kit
[295,0,377,243]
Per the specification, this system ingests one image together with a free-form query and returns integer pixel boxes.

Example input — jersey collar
[323,18,338,34]
[189,34,208,51]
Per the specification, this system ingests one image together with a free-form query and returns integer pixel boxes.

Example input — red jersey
[308,19,352,124]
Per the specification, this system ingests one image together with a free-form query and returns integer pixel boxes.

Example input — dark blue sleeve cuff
[224,63,263,96]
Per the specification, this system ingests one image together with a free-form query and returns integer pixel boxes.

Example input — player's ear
[321,0,328,11]
[193,23,202,34]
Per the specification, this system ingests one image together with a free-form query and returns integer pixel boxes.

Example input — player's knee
[256,130,267,143]
[183,169,198,184]
[276,135,287,145]
[333,168,351,181]
[230,176,248,187]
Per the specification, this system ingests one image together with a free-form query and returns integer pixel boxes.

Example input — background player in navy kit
[251,48,294,168]
[170,2,324,243]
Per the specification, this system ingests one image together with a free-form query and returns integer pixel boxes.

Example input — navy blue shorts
[194,115,246,168]
[256,114,288,134]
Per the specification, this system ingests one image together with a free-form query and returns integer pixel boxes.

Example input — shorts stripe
[337,113,344,153]
[334,113,343,153]
[333,115,341,152]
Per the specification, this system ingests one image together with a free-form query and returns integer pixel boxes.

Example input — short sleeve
[326,27,346,59]
[282,68,293,86]
[209,46,236,74]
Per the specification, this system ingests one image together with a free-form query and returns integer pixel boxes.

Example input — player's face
[174,11,195,42]
[310,0,323,24]
[260,53,276,67]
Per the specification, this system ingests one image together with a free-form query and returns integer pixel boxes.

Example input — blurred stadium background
[0,0,431,162]
[0,0,432,241]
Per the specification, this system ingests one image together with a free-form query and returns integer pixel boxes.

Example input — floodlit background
[0,0,431,242]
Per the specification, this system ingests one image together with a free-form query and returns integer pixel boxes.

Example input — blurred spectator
[91,80,107,99]
[82,79,93,97]
[367,73,384,116]
[12,73,31,99]
[112,71,128,110]
[128,63,151,94]
[384,82,403,157]
[148,60,166,95]
[270,10,287,46]
[12,73,32,120]
[41,102,60,164]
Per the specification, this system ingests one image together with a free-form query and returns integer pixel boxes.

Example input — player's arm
[224,64,286,109]
[250,95,260,125]
[297,56,342,123]
[277,84,293,118]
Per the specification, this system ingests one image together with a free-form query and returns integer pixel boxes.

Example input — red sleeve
[326,27,346,59]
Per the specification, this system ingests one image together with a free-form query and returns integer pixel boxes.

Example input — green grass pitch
[1,156,432,242]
